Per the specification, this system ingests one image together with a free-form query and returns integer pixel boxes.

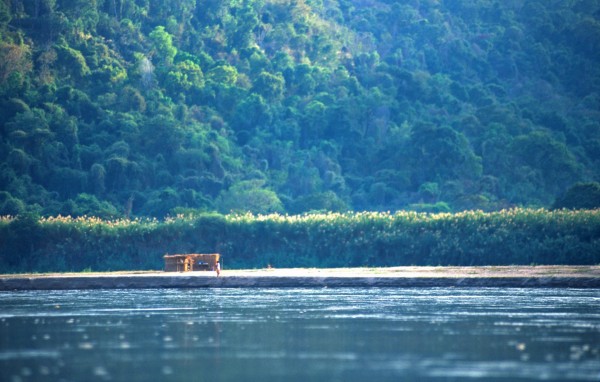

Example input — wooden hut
[163,253,220,272]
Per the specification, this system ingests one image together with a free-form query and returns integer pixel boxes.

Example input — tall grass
[0,208,598,273]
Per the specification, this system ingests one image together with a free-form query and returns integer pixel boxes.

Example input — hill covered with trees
[1,0,599,218]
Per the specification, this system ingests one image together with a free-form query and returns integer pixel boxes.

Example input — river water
[0,288,599,381]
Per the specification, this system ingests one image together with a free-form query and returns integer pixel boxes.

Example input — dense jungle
[1,0,600,218]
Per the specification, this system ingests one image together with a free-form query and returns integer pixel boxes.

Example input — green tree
[409,124,482,185]
[217,180,283,214]
[553,182,600,210]
[166,60,204,94]
[0,192,25,215]
[0,1,11,26]
[5,108,54,158]
[55,43,91,78]
[207,65,238,87]
[228,2,259,48]
[287,191,349,214]
[149,26,177,66]
[0,42,32,95]
[511,131,581,196]
[252,71,284,100]
[90,163,106,195]
[301,100,327,146]
[233,94,272,132]
[62,193,120,218]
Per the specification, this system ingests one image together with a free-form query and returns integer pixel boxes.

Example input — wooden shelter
[163,253,220,272]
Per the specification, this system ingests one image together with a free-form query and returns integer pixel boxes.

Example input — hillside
[1,0,599,218]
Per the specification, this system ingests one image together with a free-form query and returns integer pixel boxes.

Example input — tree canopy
[0,0,599,218]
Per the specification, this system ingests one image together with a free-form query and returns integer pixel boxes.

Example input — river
[1,288,599,381]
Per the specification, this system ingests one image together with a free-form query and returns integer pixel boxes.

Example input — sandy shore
[1,266,599,290]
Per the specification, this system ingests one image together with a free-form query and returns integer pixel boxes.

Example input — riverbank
[1,266,599,290]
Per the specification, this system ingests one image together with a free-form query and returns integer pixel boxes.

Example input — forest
[1,0,600,218]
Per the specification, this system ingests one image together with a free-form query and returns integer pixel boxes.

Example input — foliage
[0,209,598,272]
[0,0,599,219]
[216,180,284,214]
[553,182,600,210]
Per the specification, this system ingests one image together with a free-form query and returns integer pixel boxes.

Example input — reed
[0,208,598,272]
